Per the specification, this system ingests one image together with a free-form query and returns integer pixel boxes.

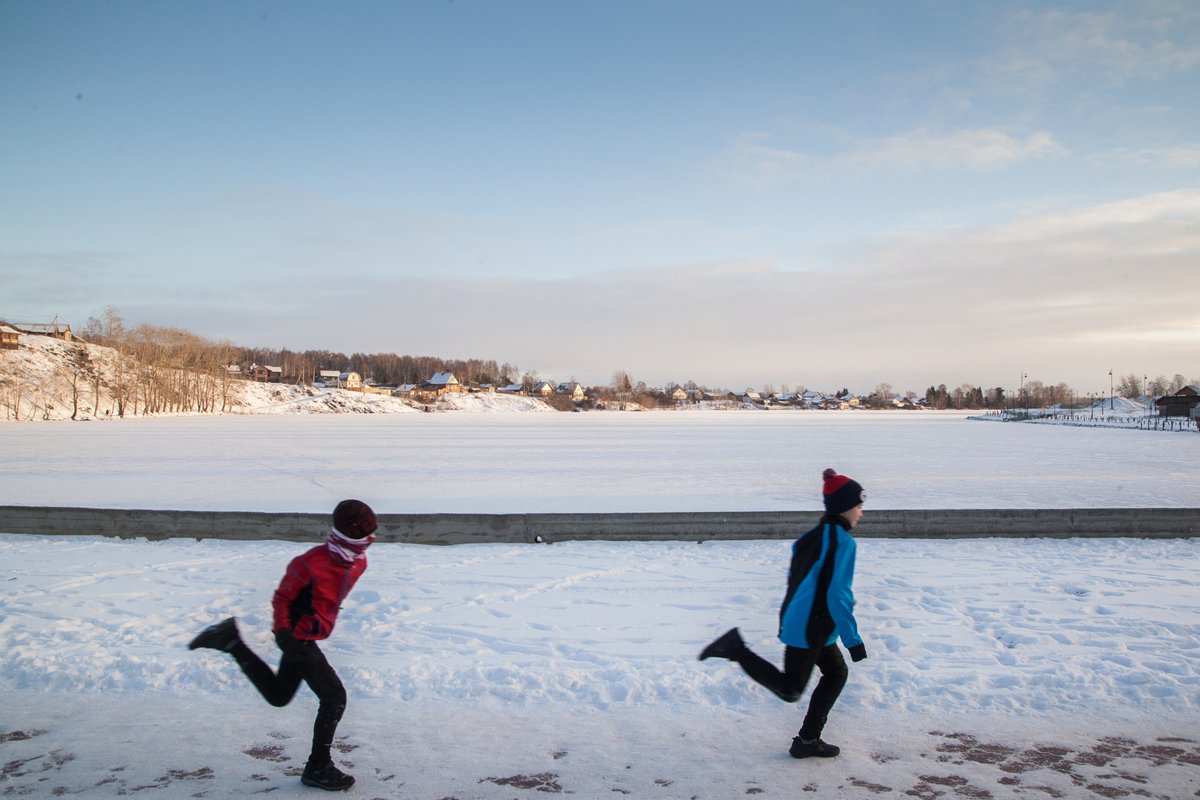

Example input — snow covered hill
[0,333,553,420]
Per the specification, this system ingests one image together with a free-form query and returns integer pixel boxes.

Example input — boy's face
[843,504,864,529]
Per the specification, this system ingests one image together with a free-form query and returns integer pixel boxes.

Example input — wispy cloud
[844,129,1063,171]
[1101,144,1200,168]
[724,132,814,189]
[988,5,1200,90]
[725,128,1062,187]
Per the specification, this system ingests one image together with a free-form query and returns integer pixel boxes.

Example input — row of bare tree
[234,346,521,389]
[78,307,242,417]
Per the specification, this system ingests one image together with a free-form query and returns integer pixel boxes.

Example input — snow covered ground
[237,382,555,415]
[2,415,1198,798]
[3,412,1197,513]
[2,534,1197,799]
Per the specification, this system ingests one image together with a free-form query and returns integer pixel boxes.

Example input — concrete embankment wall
[1,506,1196,543]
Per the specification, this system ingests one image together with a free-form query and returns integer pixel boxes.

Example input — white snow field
[2,414,1198,799]
[2,411,1198,513]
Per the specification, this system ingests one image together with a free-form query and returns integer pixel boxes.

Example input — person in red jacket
[189,499,378,792]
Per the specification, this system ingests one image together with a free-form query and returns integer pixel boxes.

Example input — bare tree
[871,383,895,407]
[1116,373,1143,398]
[612,370,633,397]
[67,344,97,420]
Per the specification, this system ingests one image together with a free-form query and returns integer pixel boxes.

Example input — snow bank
[435,392,556,413]
[237,383,422,414]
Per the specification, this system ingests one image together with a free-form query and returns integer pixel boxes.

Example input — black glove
[849,643,868,662]
[274,628,302,657]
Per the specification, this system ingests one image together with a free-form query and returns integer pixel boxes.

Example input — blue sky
[2,0,1197,393]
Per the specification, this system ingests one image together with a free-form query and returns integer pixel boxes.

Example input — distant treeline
[72,307,1195,412]
[235,347,521,388]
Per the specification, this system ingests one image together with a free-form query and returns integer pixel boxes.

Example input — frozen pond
[3,411,1195,512]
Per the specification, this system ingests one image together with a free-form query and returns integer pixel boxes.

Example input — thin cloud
[844,129,1063,171]
[990,6,1200,89]
[1101,144,1200,168]
[725,128,1062,187]
[724,132,814,189]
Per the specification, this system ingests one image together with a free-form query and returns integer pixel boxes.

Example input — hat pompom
[822,468,837,481]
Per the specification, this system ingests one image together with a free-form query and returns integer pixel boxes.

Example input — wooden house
[14,322,73,341]
[428,371,462,393]
[1156,385,1200,417]
[339,371,363,390]
[557,382,585,401]
[252,365,283,383]
[411,371,461,400]
[0,325,19,350]
[800,390,825,408]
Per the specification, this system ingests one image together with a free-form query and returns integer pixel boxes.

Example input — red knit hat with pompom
[822,468,864,515]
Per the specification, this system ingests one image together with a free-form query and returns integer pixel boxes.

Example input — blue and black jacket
[778,514,865,658]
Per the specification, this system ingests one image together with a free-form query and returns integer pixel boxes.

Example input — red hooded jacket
[272,544,368,641]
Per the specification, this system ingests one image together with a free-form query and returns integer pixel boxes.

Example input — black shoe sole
[301,776,356,791]
[790,744,840,758]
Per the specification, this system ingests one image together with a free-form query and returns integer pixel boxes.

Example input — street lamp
[1109,370,1114,411]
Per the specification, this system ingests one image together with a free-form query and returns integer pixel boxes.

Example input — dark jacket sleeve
[779,529,822,634]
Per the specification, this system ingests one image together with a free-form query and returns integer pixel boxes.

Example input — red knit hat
[333,499,378,539]
[822,469,864,515]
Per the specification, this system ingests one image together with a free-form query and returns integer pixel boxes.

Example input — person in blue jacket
[699,468,868,759]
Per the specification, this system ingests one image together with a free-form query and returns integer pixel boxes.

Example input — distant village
[280,366,880,412]
[3,318,1199,418]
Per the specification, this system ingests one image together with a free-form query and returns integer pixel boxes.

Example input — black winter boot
[789,736,840,759]
[301,760,355,791]
[188,618,240,652]
[699,627,746,661]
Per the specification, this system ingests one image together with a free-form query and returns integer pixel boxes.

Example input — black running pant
[230,639,347,767]
[735,643,848,740]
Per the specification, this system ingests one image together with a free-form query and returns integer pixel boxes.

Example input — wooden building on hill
[13,322,73,341]
[1156,385,1200,417]
[251,365,283,383]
